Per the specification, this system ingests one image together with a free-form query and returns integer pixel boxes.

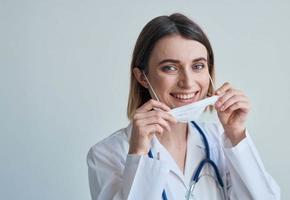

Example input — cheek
[202,78,210,89]
[154,76,177,91]
[198,75,211,95]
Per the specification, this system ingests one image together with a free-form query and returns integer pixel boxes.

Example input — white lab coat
[87,120,280,200]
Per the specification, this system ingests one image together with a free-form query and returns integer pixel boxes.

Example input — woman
[87,13,280,200]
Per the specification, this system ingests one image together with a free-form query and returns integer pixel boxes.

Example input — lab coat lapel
[150,135,187,186]
[184,122,206,186]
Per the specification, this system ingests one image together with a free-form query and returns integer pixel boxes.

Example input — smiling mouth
[170,91,199,100]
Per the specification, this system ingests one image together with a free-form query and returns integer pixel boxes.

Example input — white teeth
[173,93,195,100]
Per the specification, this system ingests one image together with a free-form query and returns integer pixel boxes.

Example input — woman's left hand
[214,82,251,146]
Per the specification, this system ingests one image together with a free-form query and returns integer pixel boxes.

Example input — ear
[133,67,149,88]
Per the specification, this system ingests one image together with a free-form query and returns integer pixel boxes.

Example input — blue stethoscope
[147,121,225,200]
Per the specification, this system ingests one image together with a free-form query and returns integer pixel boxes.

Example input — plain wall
[1,0,289,199]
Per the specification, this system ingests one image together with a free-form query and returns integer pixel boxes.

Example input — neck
[157,122,188,174]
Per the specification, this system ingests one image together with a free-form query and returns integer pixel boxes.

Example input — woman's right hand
[128,99,177,155]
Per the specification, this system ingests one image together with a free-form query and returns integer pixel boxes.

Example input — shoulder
[87,123,132,169]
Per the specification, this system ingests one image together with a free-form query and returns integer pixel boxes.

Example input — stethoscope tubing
[147,121,224,200]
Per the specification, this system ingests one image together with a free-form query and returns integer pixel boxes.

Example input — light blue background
[1,0,289,199]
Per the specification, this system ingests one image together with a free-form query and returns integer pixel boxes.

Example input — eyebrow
[158,57,207,65]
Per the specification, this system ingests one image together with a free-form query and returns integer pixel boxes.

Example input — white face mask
[142,71,218,122]
[169,95,218,122]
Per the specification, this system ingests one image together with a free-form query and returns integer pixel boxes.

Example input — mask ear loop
[142,71,176,108]
[142,71,160,102]
[206,74,218,112]
[208,74,217,96]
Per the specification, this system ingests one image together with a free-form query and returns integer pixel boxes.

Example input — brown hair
[127,13,215,120]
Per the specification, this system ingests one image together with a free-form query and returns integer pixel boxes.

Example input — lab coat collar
[149,133,186,187]
[184,122,206,185]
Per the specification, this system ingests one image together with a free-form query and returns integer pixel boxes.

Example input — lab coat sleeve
[87,146,170,200]
[221,130,281,200]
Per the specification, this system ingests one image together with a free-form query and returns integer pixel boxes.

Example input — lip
[170,91,199,104]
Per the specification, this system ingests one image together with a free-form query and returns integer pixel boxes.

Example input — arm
[222,131,280,200]
[213,82,280,199]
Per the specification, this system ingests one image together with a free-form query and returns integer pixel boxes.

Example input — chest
[166,143,187,174]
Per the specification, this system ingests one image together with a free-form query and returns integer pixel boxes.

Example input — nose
[177,67,198,89]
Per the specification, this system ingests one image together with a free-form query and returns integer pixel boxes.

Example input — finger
[219,95,248,111]
[146,110,177,124]
[224,101,250,113]
[134,110,177,124]
[215,89,244,108]
[139,116,171,132]
[142,124,164,136]
[215,82,231,95]
[137,99,171,113]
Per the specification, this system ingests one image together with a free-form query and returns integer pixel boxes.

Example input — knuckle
[232,95,239,101]
[132,114,139,121]
[134,119,141,127]
[156,116,163,123]
[233,103,240,109]
[149,99,155,104]
[156,110,163,117]
[223,102,229,108]
[153,116,160,122]
[224,82,230,87]
[154,124,159,131]
[156,124,162,132]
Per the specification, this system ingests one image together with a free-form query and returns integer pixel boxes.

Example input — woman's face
[146,34,210,108]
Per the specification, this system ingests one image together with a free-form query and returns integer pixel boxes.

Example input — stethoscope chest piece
[185,180,197,200]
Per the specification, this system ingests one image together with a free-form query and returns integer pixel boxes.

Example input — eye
[161,65,178,72]
[192,63,205,70]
